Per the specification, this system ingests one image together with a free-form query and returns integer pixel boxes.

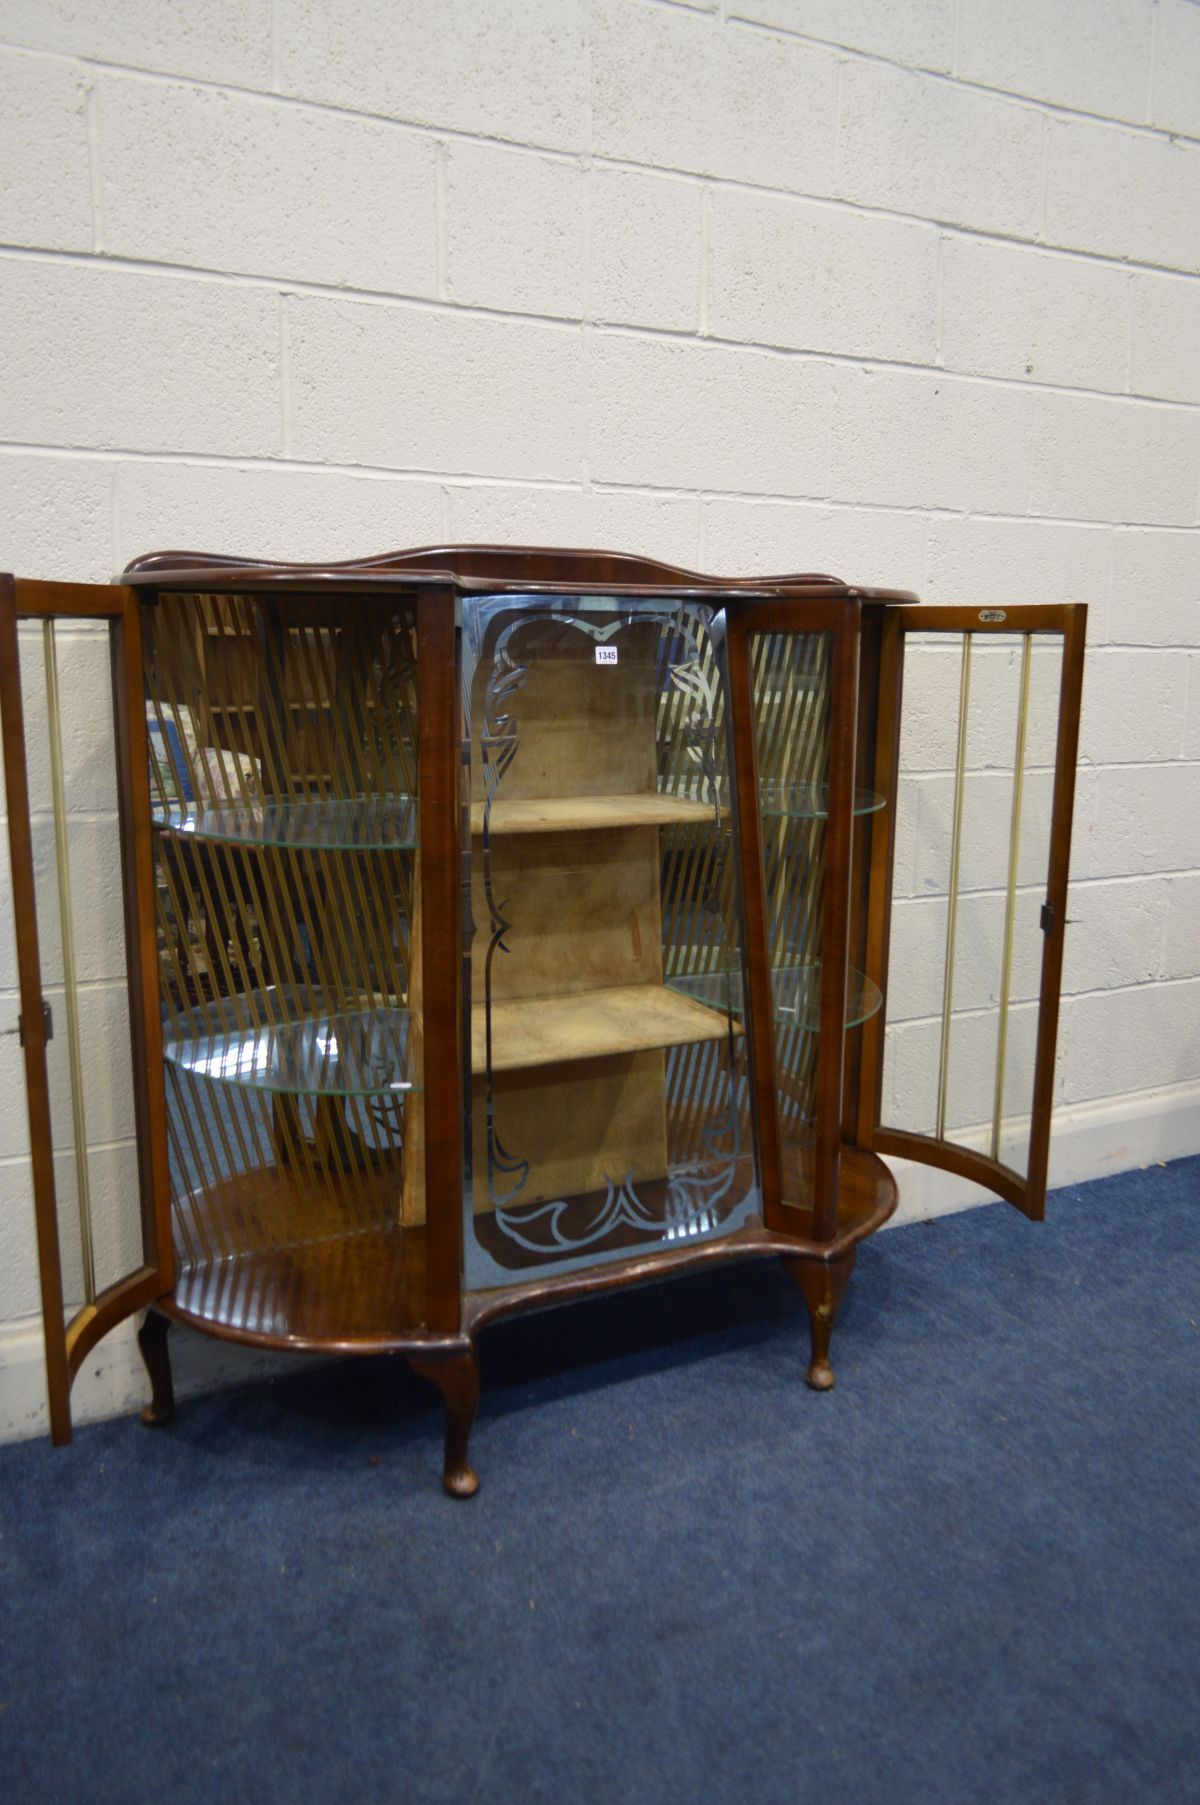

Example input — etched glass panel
[746,630,865,1211]
[461,595,759,1284]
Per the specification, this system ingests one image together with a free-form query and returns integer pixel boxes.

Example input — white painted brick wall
[0,0,1197,1433]
[98,76,440,295]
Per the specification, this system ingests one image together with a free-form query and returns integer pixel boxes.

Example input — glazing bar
[43,621,96,1305]
[992,634,1033,1163]
[936,634,972,1141]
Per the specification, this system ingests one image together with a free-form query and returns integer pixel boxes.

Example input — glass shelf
[660,782,883,819]
[164,988,419,1096]
[152,797,419,851]
[758,782,885,818]
[665,963,882,1032]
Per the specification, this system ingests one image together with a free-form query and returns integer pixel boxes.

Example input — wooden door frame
[0,577,173,1442]
[415,584,464,1333]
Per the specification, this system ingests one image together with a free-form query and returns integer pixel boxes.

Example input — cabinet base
[153,1148,896,1494]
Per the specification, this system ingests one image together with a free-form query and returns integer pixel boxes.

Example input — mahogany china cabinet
[0,548,1085,1495]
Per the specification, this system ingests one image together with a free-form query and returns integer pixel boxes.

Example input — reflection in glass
[165,990,418,1096]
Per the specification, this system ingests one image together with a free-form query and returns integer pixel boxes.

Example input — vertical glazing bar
[1026,608,1088,1215]
[936,634,972,1141]
[417,584,464,1331]
[810,602,860,1242]
[43,620,96,1305]
[113,596,174,1288]
[724,612,785,1229]
[991,634,1033,1163]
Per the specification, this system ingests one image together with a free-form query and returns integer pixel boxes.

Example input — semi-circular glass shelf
[759,783,884,818]
[666,963,882,1032]
[660,782,883,819]
[152,797,418,851]
[164,989,418,1096]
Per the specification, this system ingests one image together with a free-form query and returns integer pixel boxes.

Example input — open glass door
[858,603,1087,1219]
[0,576,171,1442]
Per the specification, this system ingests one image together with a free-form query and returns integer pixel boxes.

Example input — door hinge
[1041,903,1076,933]
[8,1000,53,1045]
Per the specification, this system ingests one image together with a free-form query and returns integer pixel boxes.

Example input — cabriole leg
[409,1344,481,1499]
[783,1246,857,1391]
[137,1308,175,1427]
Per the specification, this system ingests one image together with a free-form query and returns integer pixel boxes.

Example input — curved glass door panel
[746,630,835,1193]
[460,594,760,1286]
[144,592,423,1307]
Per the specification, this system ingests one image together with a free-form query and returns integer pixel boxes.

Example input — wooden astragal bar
[0,547,1086,1495]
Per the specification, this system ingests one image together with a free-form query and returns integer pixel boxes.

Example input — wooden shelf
[469,792,716,836]
[472,982,737,1074]
[167,1166,425,1349]
[171,1227,426,1350]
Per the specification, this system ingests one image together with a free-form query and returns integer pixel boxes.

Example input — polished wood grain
[0,578,72,1443]
[872,1126,1033,1212]
[1025,603,1088,1217]
[124,544,846,590]
[408,1347,481,1498]
[12,577,131,618]
[111,595,175,1294]
[416,585,464,1335]
[781,1245,857,1390]
[137,1309,175,1426]
[121,546,919,616]
[150,1143,896,1359]
[855,606,904,1150]
[167,1223,426,1350]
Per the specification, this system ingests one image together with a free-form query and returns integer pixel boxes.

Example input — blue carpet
[1,1156,1198,1805]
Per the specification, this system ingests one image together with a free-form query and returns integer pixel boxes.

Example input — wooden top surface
[118,543,920,605]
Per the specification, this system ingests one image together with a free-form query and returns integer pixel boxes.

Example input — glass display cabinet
[0,549,1086,1495]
